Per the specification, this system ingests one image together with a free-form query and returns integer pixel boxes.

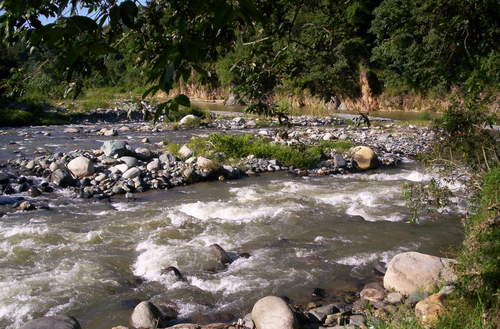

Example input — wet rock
[349,146,378,170]
[17,201,35,211]
[100,128,118,136]
[20,315,81,329]
[308,304,341,322]
[129,301,162,329]
[208,244,232,265]
[0,172,10,185]
[415,293,446,326]
[120,156,138,167]
[51,169,75,187]
[251,296,297,329]
[67,156,94,178]
[384,252,457,295]
[161,266,186,282]
[141,137,150,143]
[26,160,36,170]
[333,154,346,168]
[64,127,80,133]
[178,145,193,158]
[373,262,386,275]
[101,140,130,157]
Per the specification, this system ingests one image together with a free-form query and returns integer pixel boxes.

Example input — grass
[165,133,353,169]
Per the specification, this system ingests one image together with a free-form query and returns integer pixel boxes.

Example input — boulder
[179,115,200,127]
[51,169,75,187]
[129,301,162,329]
[251,296,297,329]
[178,145,193,159]
[20,316,81,329]
[102,140,130,157]
[349,146,378,170]
[384,252,456,296]
[0,172,10,185]
[323,133,334,141]
[415,293,446,326]
[208,244,232,265]
[67,156,94,178]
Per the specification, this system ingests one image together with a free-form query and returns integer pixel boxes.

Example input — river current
[0,159,465,328]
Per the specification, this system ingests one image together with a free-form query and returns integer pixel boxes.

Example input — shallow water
[0,162,465,329]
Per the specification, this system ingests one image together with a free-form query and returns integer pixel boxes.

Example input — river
[0,117,465,329]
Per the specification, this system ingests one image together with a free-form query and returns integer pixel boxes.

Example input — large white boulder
[251,296,297,329]
[384,252,456,296]
[67,156,94,178]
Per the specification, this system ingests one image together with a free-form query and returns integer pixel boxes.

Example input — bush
[455,166,500,306]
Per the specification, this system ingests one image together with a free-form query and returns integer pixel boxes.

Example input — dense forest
[1,0,498,117]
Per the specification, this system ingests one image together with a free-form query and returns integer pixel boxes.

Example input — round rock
[383,252,457,296]
[67,156,94,178]
[129,301,162,329]
[349,146,378,170]
[251,296,297,329]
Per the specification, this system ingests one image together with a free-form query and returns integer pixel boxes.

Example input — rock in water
[20,316,81,329]
[129,301,162,329]
[101,140,129,157]
[383,252,457,295]
[67,156,94,178]
[197,156,216,170]
[251,296,297,329]
[349,146,378,170]
[51,169,75,187]
[208,244,232,265]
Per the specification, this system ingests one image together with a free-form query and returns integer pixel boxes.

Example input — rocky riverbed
[0,112,470,329]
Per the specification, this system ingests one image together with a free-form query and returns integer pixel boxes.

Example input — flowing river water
[0,121,465,329]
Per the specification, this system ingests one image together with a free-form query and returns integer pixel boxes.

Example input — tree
[0,0,260,120]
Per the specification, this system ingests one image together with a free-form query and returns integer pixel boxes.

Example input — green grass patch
[166,133,345,169]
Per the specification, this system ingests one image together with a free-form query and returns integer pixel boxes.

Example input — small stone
[146,160,160,171]
[113,164,129,174]
[120,156,138,167]
[197,156,216,170]
[101,141,130,157]
[64,127,80,133]
[386,292,403,304]
[349,315,365,327]
[141,137,150,143]
[29,187,42,197]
